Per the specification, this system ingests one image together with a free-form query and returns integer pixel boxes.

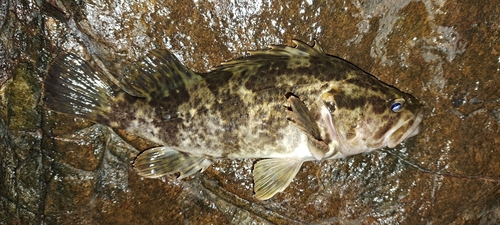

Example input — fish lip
[407,117,423,138]
[407,108,424,138]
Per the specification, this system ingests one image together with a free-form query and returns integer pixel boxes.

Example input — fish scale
[44,40,423,200]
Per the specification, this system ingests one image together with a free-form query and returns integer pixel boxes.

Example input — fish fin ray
[44,54,116,122]
[249,39,324,58]
[126,50,202,100]
[286,94,321,138]
[253,158,303,200]
[133,147,212,179]
[286,94,330,160]
[312,40,324,53]
[218,40,324,70]
[307,139,329,160]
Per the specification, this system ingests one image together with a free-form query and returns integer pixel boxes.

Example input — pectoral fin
[253,158,303,200]
[286,94,330,160]
[133,147,212,179]
[286,94,321,138]
[307,139,330,160]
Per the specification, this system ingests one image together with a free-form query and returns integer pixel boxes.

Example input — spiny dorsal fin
[217,40,325,72]
[247,39,325,58]
[125,50,202,100]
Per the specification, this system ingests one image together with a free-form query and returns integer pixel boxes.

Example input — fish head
[319,76,423,156]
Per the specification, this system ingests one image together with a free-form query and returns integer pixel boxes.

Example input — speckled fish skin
[44,40,423,200]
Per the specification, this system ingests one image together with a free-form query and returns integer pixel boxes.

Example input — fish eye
[389,99,405,112]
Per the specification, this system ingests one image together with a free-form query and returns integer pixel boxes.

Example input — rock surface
[1,0,499,224]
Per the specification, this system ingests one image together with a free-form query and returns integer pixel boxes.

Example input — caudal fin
[44,54,117,122]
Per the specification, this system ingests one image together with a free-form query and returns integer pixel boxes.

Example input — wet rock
[1,0,499,224]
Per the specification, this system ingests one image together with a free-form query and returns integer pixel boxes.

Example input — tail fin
[44,54,117,122]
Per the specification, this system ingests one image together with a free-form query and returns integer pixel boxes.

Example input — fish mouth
[320,104,424,153]
[387,109,424,148]
[407,117,423,138]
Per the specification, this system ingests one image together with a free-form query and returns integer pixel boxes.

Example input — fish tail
[44,54,116,123]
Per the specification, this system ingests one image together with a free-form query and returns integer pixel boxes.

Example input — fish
[44,40,423,200]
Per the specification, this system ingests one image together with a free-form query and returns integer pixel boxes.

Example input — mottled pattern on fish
[44,40,423,200]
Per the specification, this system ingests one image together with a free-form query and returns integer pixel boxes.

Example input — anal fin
[133,147,212,179]
[253,158,303,200]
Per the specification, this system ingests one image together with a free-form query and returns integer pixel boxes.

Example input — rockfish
[44,40,423,200]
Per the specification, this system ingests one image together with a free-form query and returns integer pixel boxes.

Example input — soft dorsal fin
[124,50,202,100]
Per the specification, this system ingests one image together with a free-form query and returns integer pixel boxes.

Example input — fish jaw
[386,107,424,148]
[321,104,423,155]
